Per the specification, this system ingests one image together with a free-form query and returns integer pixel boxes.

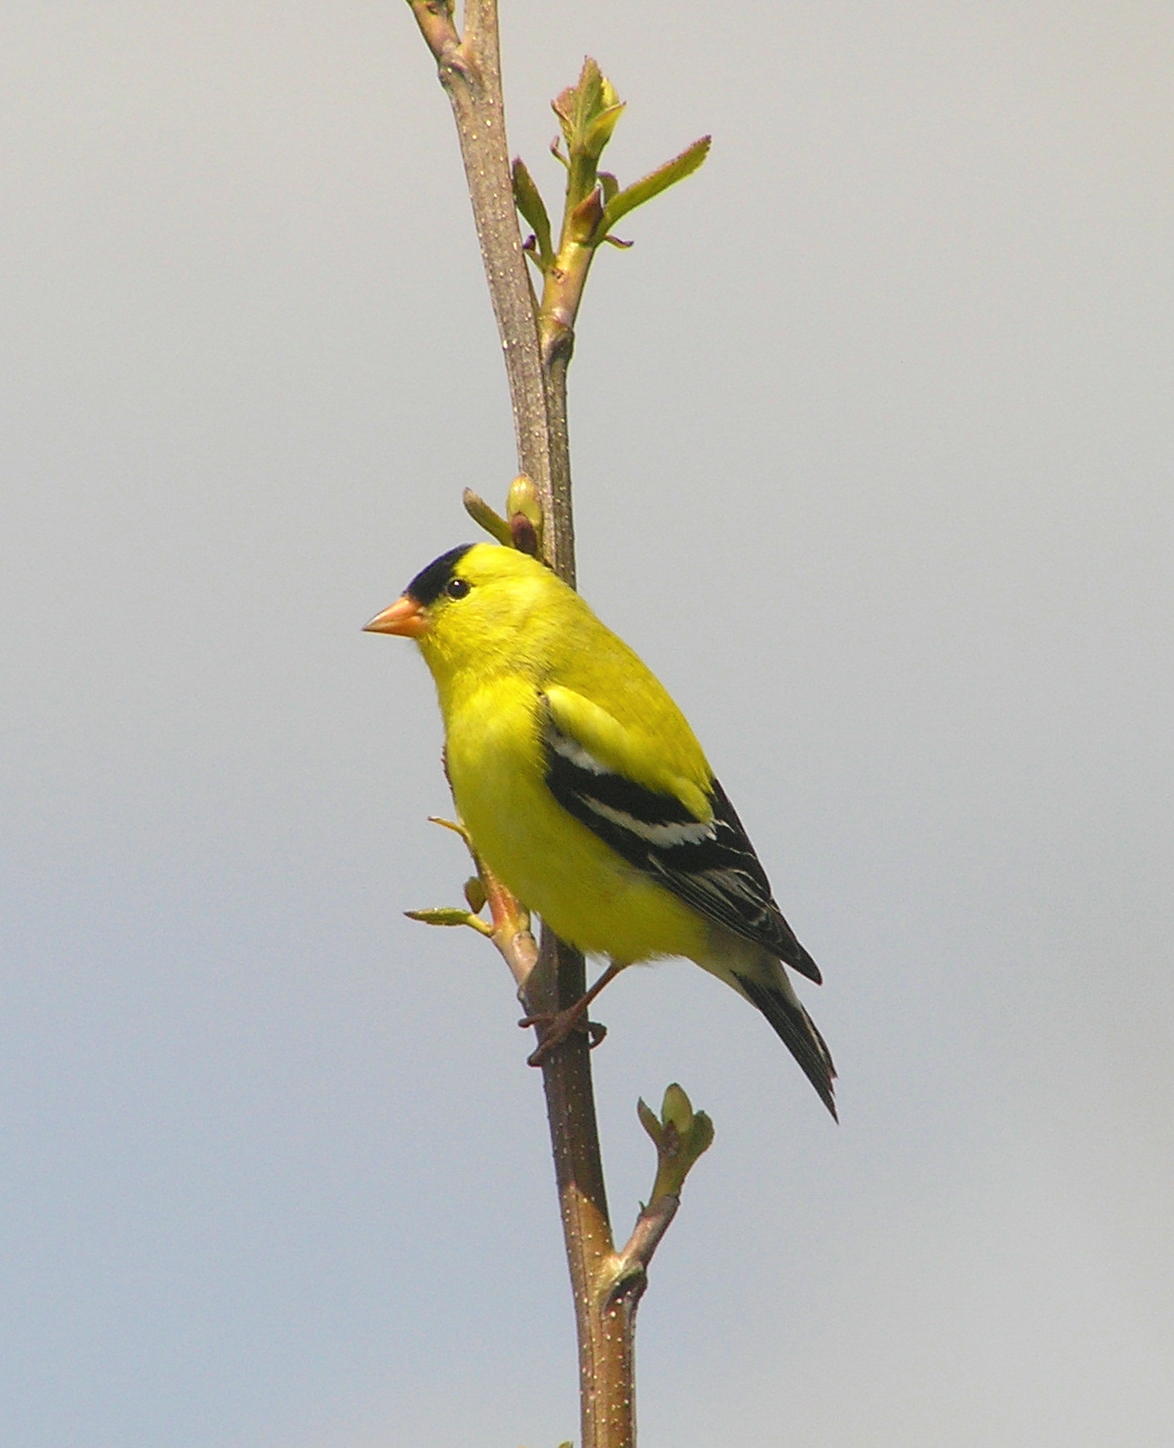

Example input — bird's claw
[520,1009,608,1065]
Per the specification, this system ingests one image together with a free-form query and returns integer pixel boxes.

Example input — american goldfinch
[366,542,836,1117]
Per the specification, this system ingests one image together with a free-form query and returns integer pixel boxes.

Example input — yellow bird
[366,542,836,1117]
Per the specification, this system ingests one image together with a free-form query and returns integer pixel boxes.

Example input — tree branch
[402,9,712,1445]
[405,0,575,580]
[403,4,618,1440]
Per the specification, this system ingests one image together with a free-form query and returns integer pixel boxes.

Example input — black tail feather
[738,975,838,1120]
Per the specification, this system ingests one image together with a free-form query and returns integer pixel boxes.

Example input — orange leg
[520,960,628,1065]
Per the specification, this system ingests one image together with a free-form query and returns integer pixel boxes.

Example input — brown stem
[405,2,626,1440]
[404,0,574,583]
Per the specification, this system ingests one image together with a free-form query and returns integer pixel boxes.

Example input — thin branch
[403,11,714,1447]
[613,1193,681,1290]
[405,0,574,580]
[404,4,619,1442]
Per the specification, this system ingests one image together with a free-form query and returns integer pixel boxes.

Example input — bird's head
[364,542,560,685]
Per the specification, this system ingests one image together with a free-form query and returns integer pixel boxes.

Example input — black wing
[540,698,821,983]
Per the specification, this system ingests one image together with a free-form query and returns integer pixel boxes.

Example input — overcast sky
[4,4,1172,1445]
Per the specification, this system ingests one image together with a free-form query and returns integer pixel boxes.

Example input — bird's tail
[734,962,838,1120]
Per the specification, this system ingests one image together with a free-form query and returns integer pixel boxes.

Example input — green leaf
[601,134,711,230]
[404,907,477,927]
[571,56,605,130]
[583,101,626,161]
[552,58,624,169]
[566,185,605,244]
[462,487,513,546]
[512,157,553,268]
[691,1110,716,1158]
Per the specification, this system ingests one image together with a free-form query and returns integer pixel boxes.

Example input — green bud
[511,158,553,269]
[405,907,477,927]
[639,1083,715,1200]
[462,488,513,546]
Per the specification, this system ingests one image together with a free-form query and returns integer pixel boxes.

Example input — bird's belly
[445,687,704,964]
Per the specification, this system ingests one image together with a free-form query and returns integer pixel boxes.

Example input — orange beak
[363,594,428,638]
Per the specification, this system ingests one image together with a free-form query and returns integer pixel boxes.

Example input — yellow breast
[443,676,706,964]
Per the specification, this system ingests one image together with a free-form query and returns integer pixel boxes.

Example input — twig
[405,0,575,579]
[402,9,712,1444]
[404,5,616,1439]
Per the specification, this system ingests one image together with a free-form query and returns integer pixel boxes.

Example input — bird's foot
[519,1008,608,1065]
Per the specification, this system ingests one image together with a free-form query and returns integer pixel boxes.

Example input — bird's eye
[445,577,471,599]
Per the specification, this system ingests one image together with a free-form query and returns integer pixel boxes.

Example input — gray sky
[4,4,1172,1445]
